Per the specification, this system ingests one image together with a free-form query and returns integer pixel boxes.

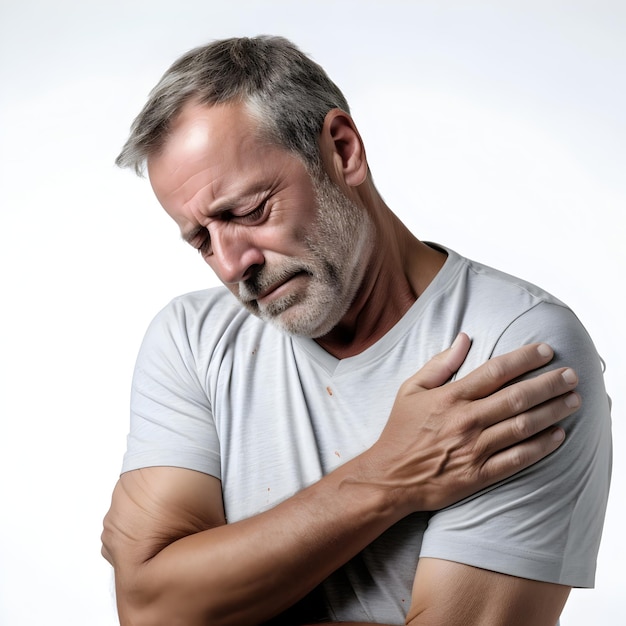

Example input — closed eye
[195,232,212,257]
[182,224,211,257]
[233,199,268,224]
[186,197,269,258]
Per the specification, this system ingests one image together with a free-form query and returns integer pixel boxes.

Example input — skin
[102,100,576,625]
[147,101,444,357]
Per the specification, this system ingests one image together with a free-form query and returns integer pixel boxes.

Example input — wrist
[332,451,414,527]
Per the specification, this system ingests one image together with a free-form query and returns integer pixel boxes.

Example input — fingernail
[551,428,565,443]
[537,343,553,358]
[561,368,577,385]
[565,392,580,408]
[451,333,468,349]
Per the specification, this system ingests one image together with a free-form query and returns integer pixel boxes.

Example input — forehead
[149,101,256,178]
[167,100,264,155]
[147,101,281,209]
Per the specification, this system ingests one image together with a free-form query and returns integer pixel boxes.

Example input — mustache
[238,261,314,302]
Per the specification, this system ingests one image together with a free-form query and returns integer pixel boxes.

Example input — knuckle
[539,369,566,398]
[459,404,481,430]
[511,413,534,440]
[397,376,423,397]
[544,371,563,396]
[439,384,460,409]
[484,358,508,382]
[548,398,563,421]
[397,378,412,395]
[506,384,528,415]
[476,453,499,484]
[507,445,528,468]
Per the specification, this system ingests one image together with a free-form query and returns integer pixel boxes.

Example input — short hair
[115,36,351,175]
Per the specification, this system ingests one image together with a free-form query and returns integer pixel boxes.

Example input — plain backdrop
[0,1,623,624]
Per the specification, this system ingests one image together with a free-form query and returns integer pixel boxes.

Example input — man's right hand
[361,332,577,515]
[102,334,579,626]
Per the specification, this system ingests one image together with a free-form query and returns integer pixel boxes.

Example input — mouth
[256,271,309,305]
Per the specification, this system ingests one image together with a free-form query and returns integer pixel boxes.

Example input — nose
[207,224,265,284]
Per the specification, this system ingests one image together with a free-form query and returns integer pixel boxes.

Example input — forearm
[107,340,579,626]
[112,457,403,626]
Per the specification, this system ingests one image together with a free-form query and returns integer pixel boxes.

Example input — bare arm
[102,337,579,626]
[302,559,571,626]
[406,558,570,626]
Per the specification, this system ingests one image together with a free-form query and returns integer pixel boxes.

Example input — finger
[470,366,579,429]
[479,426,566,484]
[478,390,580,457]
[406,333,472,392]
[453,342,555,400]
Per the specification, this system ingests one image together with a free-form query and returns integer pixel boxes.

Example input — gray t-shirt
[122,246,611,624]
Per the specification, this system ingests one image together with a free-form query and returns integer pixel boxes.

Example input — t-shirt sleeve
[419,302,612,587]
[121,297,221,478]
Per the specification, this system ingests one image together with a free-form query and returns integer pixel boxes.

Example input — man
[102,36,611,626]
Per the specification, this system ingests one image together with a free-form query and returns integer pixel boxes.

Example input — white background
[0,1,623,624]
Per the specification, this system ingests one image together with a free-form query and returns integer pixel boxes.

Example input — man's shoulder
[444,248,566,309]
[167,285,239,312]
[435,247,570,329]
[431,246,589,363]
[139,287,251,353]
[146,286,284,361]
[155,286,249,330]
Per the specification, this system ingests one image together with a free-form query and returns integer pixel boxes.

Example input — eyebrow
[180,181,272,245]
[181,225,206,246]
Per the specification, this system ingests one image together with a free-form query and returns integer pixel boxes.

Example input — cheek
[291,206,322,250]
[273,188,319,242]
[294,222,315,247]
[261,220,313,257]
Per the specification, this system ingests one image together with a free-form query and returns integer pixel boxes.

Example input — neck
[315,202,447,359]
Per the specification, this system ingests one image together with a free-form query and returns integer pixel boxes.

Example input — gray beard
[234,171,374,338]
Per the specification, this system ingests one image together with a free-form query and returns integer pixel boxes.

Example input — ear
[319,109,368,187]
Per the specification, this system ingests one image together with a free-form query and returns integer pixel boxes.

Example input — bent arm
[103,464,403,626]
[102,339,579,626]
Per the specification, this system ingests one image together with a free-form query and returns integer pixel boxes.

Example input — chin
[246,277,353,338]
[264,311,328,338]
[265,298,346,338]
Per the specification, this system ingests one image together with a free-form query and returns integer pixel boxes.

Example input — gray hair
[115,36,351,175]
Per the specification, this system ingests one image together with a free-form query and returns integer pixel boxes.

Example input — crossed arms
[102,335,578,626]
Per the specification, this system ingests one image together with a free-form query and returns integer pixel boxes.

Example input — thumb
[408,333,472,391]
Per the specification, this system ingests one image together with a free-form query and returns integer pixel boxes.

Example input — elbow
[111,570,176,626]
[101,518,250,626]
[100,523,165,626]
[116,599,174,626]
[109,563,226,626]
[115,595,234,626]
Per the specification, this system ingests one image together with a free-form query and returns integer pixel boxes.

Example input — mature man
[102,36,611,626]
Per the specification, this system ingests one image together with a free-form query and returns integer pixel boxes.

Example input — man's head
[116,36,351,175]
[147,100,374,338]
[120,36,377,339]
